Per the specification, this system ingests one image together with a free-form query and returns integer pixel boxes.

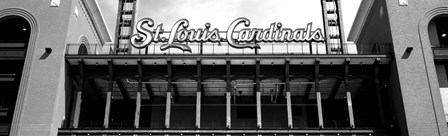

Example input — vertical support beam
[72,90,82,128]
[196,59,202,128]
[104,61,113,128]
[256,59,262,129]
[286,91,293,127]
[134,60,143,128]
[374,58,386,127]
[165,60,172,129]
[72,61,84,128]
[285,59,293,128]
[226,59,231,129]
[345,59,355,128]
[167,59,173,98]
[226,59,231,92]
[196,91,201,129]
[226,91,231,129]
[316,92,323,128]
[135,92,141,128]
[256,91,261,128]
[165,91,172,129]
[104,91,112,128]
[315,59,324,128]
[346,92,354,127]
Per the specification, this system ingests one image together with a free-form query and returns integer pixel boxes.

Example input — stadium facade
[0,0,447,136]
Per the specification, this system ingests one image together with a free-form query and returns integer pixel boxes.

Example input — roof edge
[347,0,375,43]
[82,0,112,44]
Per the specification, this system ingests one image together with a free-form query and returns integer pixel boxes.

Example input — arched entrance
[429,15,448,126]
[0,16,31,135]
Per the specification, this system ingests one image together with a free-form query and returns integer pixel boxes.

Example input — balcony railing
[65,43,392,56]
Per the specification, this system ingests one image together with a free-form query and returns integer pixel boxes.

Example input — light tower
[321,0,347,54]
[114,0,138,54]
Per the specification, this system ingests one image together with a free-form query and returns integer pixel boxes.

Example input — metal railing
[65,43,392,56]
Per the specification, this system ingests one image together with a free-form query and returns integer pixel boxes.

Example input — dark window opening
[0,16,31,135]
[435,18,448,47]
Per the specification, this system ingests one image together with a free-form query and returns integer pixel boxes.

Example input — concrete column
[317,92,323,128]
[73,61,84,128]
[226,60,231,129]
[347,91,355,128]
[72,91,82,128]
[286,91,293,128]
[226,91,231,129]
[165,91,172,129]
[103,91,111,128]
[196,60,202,128]
[345,60,355,128]
[285,59,292,128]
[104,61,113,129]
[256,91,262,129]
[315,59,323,128]
[256,60,261,129]
[135,60,143,128]
[196,91,201,128]
[166,60,172,129]
[134,92,141,128]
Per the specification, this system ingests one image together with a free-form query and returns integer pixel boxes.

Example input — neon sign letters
[130,17,324,53]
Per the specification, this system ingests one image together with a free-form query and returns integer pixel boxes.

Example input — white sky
[97,0,361,41]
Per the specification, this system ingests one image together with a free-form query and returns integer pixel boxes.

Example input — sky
[96,0,362,41]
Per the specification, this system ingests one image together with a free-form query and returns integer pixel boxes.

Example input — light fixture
[441,31,447,38]
[22,28,27,31]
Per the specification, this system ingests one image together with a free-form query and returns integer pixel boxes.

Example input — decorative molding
[0,8,39,136]
[77,0,101,45]
[77,35,90,54]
